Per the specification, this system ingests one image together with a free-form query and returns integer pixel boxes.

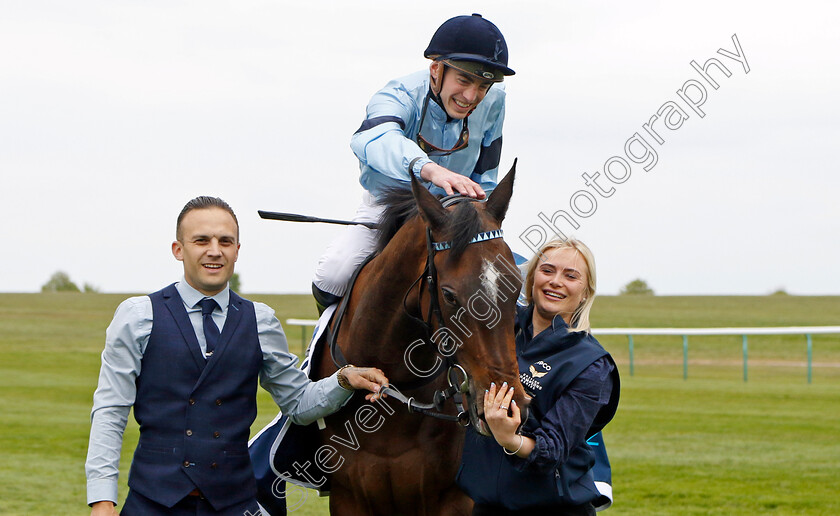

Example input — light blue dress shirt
[85,280,351,506]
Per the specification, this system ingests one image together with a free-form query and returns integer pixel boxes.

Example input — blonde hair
[523,238,597,332]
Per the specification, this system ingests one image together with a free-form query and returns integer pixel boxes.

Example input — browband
[432,229,504,252]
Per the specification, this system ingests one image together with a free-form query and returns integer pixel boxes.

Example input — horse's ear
[485,159,516,224]
[411,171,447,230]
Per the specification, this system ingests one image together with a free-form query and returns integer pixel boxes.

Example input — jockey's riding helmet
[424,13,514,83]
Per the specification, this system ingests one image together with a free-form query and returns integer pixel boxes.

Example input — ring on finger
[499,405,508,410]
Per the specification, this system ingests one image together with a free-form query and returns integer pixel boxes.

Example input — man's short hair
[176,196,239,241]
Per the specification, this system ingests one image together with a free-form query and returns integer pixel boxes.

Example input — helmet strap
[428,61,478,121]
[429,60,445,97]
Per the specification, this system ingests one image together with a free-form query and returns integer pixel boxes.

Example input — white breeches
[312,192,384,297]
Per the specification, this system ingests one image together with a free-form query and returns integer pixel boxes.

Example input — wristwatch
[337,364,354,390]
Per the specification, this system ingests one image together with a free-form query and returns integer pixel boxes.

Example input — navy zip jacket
[457,305,620,509]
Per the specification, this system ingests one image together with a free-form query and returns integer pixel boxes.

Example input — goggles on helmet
[439,58,505,83]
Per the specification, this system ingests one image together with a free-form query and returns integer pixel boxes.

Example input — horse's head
[409,161,530,436]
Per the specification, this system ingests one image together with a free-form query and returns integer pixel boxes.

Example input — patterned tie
[198,298,220,358]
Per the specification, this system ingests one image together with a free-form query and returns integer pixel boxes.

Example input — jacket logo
[529,361,551,378]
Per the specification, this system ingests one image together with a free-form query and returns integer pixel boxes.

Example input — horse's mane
[374,188,484,260]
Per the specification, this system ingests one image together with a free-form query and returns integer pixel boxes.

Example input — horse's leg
[328,482,389,516]
[326,447,397,516]
[328,486,368,516]
[436,488,473,516]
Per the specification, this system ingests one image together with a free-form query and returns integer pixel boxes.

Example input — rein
[379,364,470,424]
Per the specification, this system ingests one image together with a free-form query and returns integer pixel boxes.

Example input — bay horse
[316,163,529,515]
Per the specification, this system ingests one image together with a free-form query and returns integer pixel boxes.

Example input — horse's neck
[352,218,427,335]
[341,220,436,376]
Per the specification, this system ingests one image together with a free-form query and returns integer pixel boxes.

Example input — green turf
[0,293,837,515]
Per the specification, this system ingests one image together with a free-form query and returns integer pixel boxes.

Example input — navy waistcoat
[127,284,263,510]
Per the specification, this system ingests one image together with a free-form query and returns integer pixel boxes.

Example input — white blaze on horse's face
[481,258,502,305]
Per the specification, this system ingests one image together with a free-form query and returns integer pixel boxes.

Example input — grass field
[0,293,838,515]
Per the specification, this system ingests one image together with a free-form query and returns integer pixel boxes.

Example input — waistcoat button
[186,429,193,436]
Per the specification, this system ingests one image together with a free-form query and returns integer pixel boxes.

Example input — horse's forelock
[446,202,484,261]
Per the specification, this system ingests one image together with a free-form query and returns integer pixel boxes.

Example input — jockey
[312,13,515,311]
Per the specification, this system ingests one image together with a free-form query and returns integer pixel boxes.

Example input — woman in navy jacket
[457,239,620,515]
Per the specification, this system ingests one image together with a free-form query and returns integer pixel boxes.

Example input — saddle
[248,304,337,515]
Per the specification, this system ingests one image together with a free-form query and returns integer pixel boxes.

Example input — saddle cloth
[248,304,337,516]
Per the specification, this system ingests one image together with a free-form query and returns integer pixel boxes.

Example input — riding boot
[312,283,342,316]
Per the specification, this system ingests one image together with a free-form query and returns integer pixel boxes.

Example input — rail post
[742,335,748,383]
[285,318,318,357]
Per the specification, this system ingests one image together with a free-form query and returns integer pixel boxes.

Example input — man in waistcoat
[85,196,388,515]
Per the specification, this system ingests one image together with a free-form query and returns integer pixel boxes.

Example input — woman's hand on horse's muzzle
[482,383,536,458]
[339,366,390,401]
[484,383,522,440]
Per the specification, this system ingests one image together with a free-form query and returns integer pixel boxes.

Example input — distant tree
[229,273,241,293]
[83,283,101,293]
[770,288,789,296]
[620,278,654,296]
[41,271,80,293]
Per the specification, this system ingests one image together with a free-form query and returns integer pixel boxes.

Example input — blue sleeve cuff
[324,372,354,406]
[409,156,433,177]
[510,430,557,473]
[86,477,118,507]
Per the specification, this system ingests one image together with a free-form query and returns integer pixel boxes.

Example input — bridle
[406,197,504,336]
[328,195,505,425]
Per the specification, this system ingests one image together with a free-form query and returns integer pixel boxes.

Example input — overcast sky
[2,0,838,295]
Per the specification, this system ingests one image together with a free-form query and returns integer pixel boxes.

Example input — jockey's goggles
[416,92,470,157]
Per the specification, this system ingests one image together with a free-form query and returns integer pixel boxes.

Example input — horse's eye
[442,289,458,306]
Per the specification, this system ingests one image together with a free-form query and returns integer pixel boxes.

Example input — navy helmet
[424,13,514,82]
